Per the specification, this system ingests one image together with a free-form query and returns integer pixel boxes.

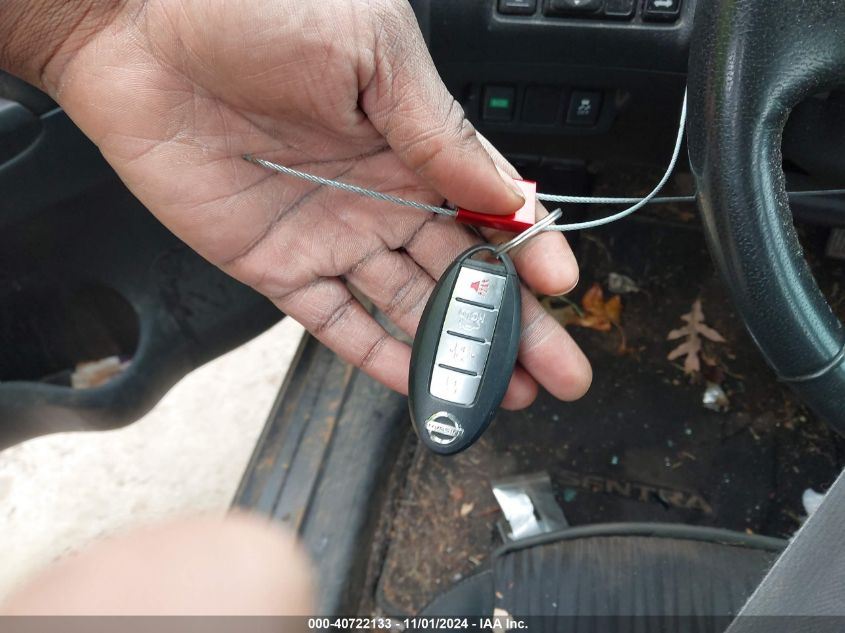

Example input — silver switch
[452,267,506,308]
[444,300,498,342]
[435,333,490,375]
[429,264,508,405]
[430,366,482,406]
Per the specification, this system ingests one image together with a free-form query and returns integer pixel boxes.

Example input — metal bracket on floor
[492,472,568,543]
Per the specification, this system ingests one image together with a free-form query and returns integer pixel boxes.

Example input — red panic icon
[470,278,490,297]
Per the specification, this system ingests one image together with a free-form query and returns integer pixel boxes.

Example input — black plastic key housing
[409,245,521,455]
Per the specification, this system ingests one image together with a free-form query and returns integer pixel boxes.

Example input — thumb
[358,2,525,215]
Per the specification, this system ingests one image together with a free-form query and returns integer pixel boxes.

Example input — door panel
[0,72,280,449]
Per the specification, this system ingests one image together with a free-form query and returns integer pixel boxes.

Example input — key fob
[409,245,521,455]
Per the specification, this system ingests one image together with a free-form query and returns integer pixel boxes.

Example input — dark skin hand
[0,0,591,408]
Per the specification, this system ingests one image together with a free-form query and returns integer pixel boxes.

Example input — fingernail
[497,166,525,205]
[553,275,580,296]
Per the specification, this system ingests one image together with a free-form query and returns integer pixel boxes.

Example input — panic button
[452,267,506,309]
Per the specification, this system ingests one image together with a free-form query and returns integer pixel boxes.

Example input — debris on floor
[374,210,845,616]
[71,356,130,389]
[492,472,568,542]
[802,488,826,517]
[492,608,515,633]
[607,272,640,295]
[376,436,507,615]
[702,381,730,413]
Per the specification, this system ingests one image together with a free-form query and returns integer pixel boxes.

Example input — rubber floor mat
[494,530,780,619]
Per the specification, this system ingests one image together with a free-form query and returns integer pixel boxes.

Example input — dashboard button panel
[482,86,516,122]
[522,86,563,125]
[566,90,603,126]
[547,0,603,15]
[603,0,636,18]
[503,0,683,22]
[643,0,682,21]
[498,0,538,14]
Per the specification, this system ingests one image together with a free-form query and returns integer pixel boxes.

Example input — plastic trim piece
[494,522,787,558]
[455,180,537,232]
[234,331,410,616]
[0,108,279,448]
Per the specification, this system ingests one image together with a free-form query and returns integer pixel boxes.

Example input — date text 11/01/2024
[307,617,528,630]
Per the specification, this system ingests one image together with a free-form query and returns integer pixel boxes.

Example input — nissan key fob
[409,244,521,455]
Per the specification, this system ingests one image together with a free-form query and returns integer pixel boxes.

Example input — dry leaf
[542,284,626,351]
[566,283,626,351]
[667,299,726,374]
[577,283,622,331]
[459,502,475,517]
[449,486,464,502]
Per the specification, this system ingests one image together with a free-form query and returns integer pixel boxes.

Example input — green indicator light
[488,97,511,109]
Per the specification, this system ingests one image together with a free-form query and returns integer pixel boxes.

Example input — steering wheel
[687,0,845,432]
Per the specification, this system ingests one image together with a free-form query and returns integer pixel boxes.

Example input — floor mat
[493,530,780,617]
[375,211,845,615]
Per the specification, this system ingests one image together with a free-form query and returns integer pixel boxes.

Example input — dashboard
[412,0,845,225]
[412,0,694,172]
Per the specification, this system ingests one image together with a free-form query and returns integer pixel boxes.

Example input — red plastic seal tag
[455,180,537,233]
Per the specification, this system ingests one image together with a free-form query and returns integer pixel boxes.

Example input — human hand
[7,0,591,407]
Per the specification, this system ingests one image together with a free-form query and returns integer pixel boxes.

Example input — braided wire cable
[243,154,456,217]
[545,90,687,231]
[245,91,845,236]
